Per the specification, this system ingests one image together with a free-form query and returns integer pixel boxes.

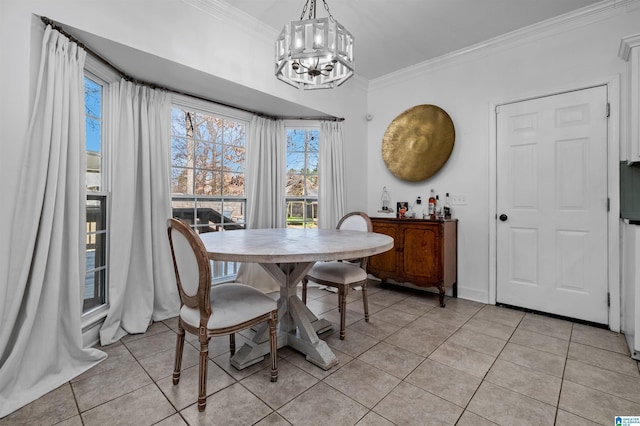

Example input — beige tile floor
[2,280,640,426]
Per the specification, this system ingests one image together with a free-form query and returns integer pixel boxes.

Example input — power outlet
[451,194,468,205]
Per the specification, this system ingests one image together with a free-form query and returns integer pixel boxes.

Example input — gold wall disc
[382,104,455,182]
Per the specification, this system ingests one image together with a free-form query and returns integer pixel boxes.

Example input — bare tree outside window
[170,106,247,280]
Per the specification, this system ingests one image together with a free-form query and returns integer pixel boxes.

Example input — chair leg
[339,285,348,340]
[198,335,209,412]
[268,312,278,382]
[229,333,235,355]
[302,278,308,304]
[362,281,370,322]
[173,326,185,385]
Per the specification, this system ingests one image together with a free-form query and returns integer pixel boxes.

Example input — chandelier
[275,0,355,90]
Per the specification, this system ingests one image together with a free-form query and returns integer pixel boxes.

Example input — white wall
[366,3,640,303]
[0,0,370,270]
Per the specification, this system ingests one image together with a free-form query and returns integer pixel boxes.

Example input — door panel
[497,86,609,324]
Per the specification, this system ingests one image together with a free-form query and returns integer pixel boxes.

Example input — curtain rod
[39,16,344,122]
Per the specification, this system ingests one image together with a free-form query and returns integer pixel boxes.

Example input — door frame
[488,76,620,331]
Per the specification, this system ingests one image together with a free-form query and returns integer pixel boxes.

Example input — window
[170,102,247,280]
[83,73,108,314]
[286,127,319,228]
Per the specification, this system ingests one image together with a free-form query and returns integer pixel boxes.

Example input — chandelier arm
[292,57,333,76]
[293,58,316,72]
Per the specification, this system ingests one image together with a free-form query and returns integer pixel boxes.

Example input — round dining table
[199,227,394,370]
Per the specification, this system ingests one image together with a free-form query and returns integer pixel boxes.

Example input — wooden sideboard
[367,217,458,307]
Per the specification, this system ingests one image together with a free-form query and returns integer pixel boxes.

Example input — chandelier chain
[298,0,335,22]
[321,0,336,23]
[299,0,310,20]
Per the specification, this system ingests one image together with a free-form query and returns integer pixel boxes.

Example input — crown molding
[619,33,640,60]
[181,0,279,38]
[371,0,640,91]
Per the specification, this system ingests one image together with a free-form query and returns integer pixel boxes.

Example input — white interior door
[496,86,609,324]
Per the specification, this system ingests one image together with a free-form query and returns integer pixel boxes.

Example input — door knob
[499,214,508,222]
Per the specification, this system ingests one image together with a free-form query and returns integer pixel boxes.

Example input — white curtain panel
[318,121,346,229]
[0,26,106,417]
[245,116,286,229]
[99,79,178,345]
[235,116,286,293]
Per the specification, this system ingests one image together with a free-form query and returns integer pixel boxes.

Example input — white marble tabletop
[199,228,394,263]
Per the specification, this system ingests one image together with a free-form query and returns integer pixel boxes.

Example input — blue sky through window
[84,77,101,153]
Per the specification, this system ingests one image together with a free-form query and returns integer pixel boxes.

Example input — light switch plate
[451,194,468,205]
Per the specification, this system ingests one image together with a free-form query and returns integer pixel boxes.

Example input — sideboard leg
[438,285,446,307]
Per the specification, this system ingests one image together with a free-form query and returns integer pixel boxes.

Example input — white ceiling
[228,0,604,80]
[64,0,606,118]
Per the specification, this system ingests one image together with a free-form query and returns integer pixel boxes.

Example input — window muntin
[286,128,319,228]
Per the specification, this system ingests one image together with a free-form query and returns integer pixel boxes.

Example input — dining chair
[301,211,372,339]
[167,218,278,412]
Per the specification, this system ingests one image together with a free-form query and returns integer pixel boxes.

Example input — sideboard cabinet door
[402,223,442,284]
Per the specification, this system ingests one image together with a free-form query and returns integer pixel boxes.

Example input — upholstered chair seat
[302,212,372,340]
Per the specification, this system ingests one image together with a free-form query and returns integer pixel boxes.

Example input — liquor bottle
[435,195,443,219]
[444,193,451,219]
[428,189,436,219]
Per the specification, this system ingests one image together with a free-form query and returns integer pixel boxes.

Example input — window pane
[172,137,190,167]
[85,193,107,314]
[196,115,215,143]
[287,129,306,151]
[307,151,318,172]
[171,109,189,137]
[308,130,319,151]
[84,78,101,119]
[307,174,318,196]
[195,201,223,233]
[223,172,244,196]
[222,145,245,172]
[287,152,305,173]
[84,76,102,193]
[171,167,190,194]
[83,268,106,311]
[222,201,245,229]
[194,169,220,195]
[195,140,217,170]
[286,172,305,196]
[86,117,101,153]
